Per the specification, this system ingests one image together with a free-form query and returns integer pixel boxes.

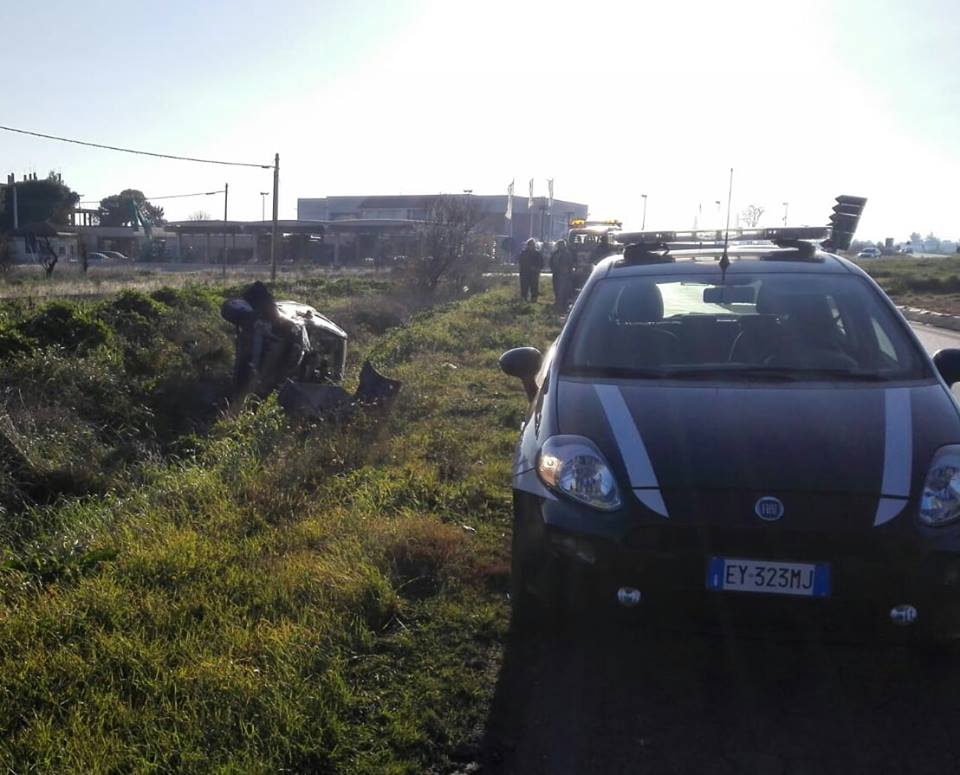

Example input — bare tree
[36,236,58,277]
[0,234,12,275]
[740,204,765,228]
[188,210,212,221]
[407,195,492,295]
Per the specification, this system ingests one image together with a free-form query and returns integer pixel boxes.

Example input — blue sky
[1,0,958,239]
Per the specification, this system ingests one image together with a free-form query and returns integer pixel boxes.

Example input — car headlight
[920,445,960,527]
[537,435,621,511]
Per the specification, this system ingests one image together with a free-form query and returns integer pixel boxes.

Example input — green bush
[18,301,111,353]
[96,290,170,345]
[0,326,35,359]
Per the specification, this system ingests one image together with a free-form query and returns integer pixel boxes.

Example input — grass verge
[0,284,560,773]
[856,256,960,315]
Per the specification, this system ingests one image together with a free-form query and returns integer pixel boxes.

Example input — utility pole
[12,183,18,229]
[222,182,229,278]
[260,191,269,221]
[641,194,648,230]
[782,201,789,227]
[270,153,279,281]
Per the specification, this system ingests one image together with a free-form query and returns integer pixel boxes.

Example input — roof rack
[614,226,829,246]
[614,194,866,260]
[614,227,833,266]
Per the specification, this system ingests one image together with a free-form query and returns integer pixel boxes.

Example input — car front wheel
[509,497,569,630]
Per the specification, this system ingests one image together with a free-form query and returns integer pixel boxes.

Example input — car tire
[509,509,565,631]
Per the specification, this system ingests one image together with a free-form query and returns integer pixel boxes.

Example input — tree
[0,172,79,230]
[740,204,765,228]
[910,232,922,244]
[0,233,12,274]
[406,195,491,295]
[98,190,165,227]
[187,210,212,221]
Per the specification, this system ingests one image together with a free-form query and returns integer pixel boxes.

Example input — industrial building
[297,193,590,249]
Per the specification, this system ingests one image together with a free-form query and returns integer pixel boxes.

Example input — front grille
[623,525,902,564]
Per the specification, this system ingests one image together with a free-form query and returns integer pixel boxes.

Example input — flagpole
[547,178,554,242]
[528,178,535,241]
[505,179,515,260]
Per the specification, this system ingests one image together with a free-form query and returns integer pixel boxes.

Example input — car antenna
[719,167,734,277]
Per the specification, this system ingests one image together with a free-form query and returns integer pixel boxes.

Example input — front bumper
[515,492,960,635]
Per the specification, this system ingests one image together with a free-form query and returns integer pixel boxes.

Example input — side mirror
[499,347,543,400]
[933,348,960,386]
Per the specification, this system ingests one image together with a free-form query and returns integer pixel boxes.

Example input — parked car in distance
[857,246,881,259]
[899,246,915,255]
[86,252,113,261]
[100,250,128,260]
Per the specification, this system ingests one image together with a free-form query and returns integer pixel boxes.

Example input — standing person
[550,239,575,311]
[517,238,544,302]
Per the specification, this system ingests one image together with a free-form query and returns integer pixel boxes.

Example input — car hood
[556,378,959,500]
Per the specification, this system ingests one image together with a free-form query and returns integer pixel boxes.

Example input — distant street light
[641,194,648,230]
[782,201,789,227]
[260,191,269,221]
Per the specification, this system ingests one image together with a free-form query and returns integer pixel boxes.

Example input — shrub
[0,327,35,359]
[97,290,170,345]
[19,301,111,353]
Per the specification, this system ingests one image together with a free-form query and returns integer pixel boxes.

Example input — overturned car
[221,281,400,417]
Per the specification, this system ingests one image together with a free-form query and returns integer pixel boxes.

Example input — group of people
[516,235,615,310]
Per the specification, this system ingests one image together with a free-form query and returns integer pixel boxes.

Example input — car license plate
[706,557,831,598]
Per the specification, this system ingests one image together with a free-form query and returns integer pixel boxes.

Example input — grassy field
[855,256,960,315]
[0,262,395,301]
[0,277,561,773]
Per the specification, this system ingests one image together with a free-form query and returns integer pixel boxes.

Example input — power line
[137,189,226,201]
[0,124,273,169]
[78,190,224,205]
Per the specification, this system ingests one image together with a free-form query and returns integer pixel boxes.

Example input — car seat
[733,286,858,369]
[607,283,679,368]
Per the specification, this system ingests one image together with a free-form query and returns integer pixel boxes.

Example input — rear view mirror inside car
[703,286,756,304]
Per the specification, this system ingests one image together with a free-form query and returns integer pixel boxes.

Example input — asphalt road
[912,322,960,355]
[479,321,960,775]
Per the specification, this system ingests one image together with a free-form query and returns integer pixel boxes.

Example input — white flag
[505,180,514,220]
[528,178,535,210]
[547,178,554,209]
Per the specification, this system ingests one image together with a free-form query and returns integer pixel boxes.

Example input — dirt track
[480,619,960,774]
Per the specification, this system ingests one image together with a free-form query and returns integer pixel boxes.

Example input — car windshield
[563,272,929,380]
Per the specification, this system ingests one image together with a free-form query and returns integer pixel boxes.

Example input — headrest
[756,287,835,330]
[613,282,664,323]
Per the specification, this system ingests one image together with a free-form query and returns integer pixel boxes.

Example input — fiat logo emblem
[755,496,784,521]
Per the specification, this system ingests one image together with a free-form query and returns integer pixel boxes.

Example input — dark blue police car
[500,206,960,638]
